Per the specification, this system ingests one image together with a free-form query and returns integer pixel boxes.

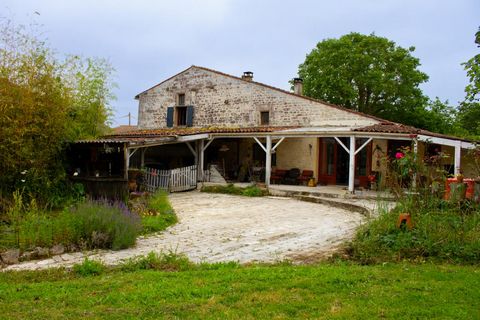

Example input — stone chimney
[293,78,303,95]
[241,71,253,81]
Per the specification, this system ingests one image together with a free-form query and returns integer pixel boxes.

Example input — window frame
[260,111,270,125]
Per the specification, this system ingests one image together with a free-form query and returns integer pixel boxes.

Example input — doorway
[318,137,371,187]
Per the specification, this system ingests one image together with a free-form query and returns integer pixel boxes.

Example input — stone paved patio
[4,191,370,271]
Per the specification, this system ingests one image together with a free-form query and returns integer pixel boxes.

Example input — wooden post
[140,148,146,168]
[124,143,129,180]
[348,136,355,193]
[199,139,205,181]
[454,143,461,175]
[265,136,272,187]
[412,139,418,189]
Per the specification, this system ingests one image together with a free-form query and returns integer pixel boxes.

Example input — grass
[0,261,479,319]
[133,191,177,235]
[201,183,267,197]
[349,196,480,264]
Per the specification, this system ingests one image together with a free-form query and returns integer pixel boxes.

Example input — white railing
[142,165,197,193]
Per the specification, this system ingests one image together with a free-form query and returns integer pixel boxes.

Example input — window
[260,111,270,125]
[178,93,185,106]
[176,106,187,126]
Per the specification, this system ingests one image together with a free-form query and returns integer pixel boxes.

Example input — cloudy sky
[2,0,479,126]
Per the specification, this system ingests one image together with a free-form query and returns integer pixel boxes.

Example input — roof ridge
[135,64,389,124]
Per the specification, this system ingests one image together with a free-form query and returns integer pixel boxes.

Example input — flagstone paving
[4,191,371,271]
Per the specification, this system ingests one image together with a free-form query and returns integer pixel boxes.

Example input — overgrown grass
[130,191,177,234]
[201,183,267,197]
[0,260,479,319]
[349,195,480,264]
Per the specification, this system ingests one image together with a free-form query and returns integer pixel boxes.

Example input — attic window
[178,93,185,106]
[260,111,270,125]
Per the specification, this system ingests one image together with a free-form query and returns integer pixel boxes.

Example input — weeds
[73,258,106,276]
[120,251,193,272]
[201,184,267,197]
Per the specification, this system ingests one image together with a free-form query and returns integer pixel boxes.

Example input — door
[318,138,337,185]
[318,137,372,187]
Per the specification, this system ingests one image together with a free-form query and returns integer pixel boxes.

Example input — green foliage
[129,191,178,234]
[458,27,480,138]
[0,19,115,208]
[1,198,141,252]
[298,32,429,128]
[71,200,141,250]
[1,263,479,319]
[349,201,480,264]
[120,251,193,272]
[201,184,267,197]
[73,258,106,277]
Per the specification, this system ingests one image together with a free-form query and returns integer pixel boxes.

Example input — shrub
[70,199,141,250]
[129,191,177,235]
[73,258,106,276]
[349,200,480,264]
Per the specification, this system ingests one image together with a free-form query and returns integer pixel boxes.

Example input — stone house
[74,65,477,194]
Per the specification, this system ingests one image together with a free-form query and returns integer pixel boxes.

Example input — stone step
[293,195,371,217]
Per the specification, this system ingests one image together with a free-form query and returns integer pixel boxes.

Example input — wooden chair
[270,169,287,184]
[297,170,314,185]
[284,168,301,185]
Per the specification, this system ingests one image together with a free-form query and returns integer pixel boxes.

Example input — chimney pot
[293,77,303,95]
[242,71,253,81]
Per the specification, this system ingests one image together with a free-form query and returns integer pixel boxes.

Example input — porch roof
[81,124,476,149]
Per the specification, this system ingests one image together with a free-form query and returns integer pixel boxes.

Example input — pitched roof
[134,65,386,124]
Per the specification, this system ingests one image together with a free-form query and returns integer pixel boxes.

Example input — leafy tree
[298,32,429,127]
[458,27,480,138]
[0,19,115,208]
[414,98,459,135]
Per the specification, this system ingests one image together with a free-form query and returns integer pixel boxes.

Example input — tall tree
[0,19,115,206]
[458,27,480,138]
[298,33,429,127]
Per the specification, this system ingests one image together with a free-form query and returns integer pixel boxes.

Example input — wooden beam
[265,136,272,187]
[348,136,355,193]
[272,137,285,151]
[202,138,214,152]
[455,143,461,175]
[354,137,372,155]
[253,137,267,153]
[334,137,350,154]
[199,139,205,181]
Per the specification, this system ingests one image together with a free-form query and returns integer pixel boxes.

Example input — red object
[270,169,288,184]
[397,213,413,230]
[297,170,314,185]
[445,178,475,200]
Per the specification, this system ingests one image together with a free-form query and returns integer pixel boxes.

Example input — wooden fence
[143,165,197,193]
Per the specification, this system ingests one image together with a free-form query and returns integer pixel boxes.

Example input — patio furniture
[297,170,314,185]
[270,169,288,184]
[284,168,301,185]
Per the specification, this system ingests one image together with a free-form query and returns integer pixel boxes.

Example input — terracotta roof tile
[104,126,298,139]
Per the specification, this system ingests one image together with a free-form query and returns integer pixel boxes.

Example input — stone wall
[137,66,379,129]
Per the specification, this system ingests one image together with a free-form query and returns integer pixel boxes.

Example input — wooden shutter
[186,106,194,127]
[166,107,174,127]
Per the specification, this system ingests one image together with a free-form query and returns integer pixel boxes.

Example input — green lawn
[1,263,479,319]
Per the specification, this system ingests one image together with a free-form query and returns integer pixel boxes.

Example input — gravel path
[4,192,365,271]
